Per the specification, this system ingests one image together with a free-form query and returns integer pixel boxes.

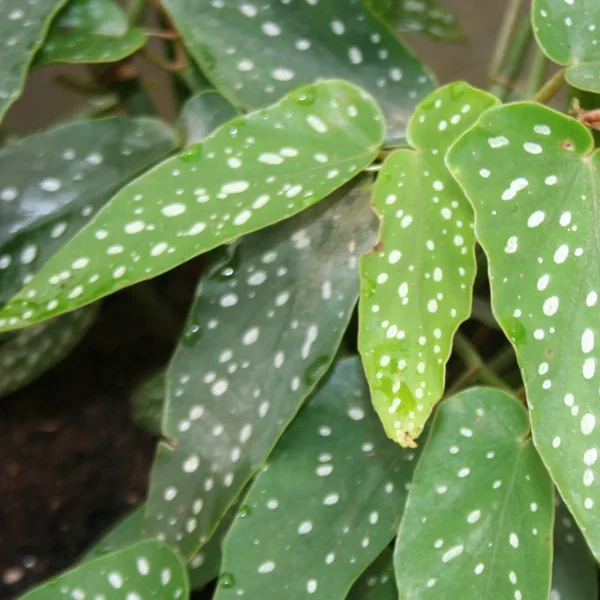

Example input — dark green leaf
[131,372,165,436]
[179,91,238,147]
[347,548,397,600]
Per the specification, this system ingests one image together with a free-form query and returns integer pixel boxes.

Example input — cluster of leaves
[2,0,600,598]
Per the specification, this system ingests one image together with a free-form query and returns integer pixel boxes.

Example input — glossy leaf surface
[447,102,600,557]
[179,91,238,147]
[347,548,397,600]
[394,387,554,599]
[144,178,379,559]
[162,0,434,142]
[0,80,384,332]
[359,82,499,447]
[215,357,419,600]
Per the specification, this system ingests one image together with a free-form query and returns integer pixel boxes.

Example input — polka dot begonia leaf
[144,177,379,560]
[347,548,397,600]
[551,500,598,600]
[0,80,384,333]
[447,102,600,558]
[358,82,499,449]
[17,539,189,600]
[533,0,600,93]
[394,387,554,600]
[0,0,68,123]
[0,116,177,307]
[214,357,420,600]
[0,303,98,398]
[161,0,434,143]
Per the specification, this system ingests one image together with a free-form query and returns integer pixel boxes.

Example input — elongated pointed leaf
[144,177,379,559]
[162,0,434,143]
[447,102,600,557]
[552,501,598,599]
[215,357,419,600]
[394,387,554,599]
[179,92,237,147]
[347,549,397,600]
[0,80,384,333]
[533,0,600,93]
[0,117,177,306]
[359,82,499,448]
[18,540,189,600]
[0,304,98,398]
[0,0,68,122]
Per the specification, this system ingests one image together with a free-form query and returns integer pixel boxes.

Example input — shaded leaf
[0,0,68,122]
[179,91,238,147]
[0,117,177,307]
[215,357,418,600]
[144,177,379,559]
[162,0,434,143]
[0,80,384,333]
[359,82,499,448]
[347,548,397,600]
[131,372,165,436]
[18,539,189,600]
[394,387,554,599]
[447,101,600,557]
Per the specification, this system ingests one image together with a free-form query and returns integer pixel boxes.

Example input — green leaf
[551,500,598,600]
[34,0,146,67]
[214,357,419,600]
[394,387,554,599]
[130,372,165,436]
[447,101,600,558]
[144,177,378,559]
[359,82,499,448]
[0,304,98,398]
[161,0,434,143]
[347,548,397,600]
[533,0,600,93]
[0,116,177,307]
[0,0,68,122]
[0,80,384,333]
[18,539,189,600]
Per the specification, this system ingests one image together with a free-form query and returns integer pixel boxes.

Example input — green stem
[488,344,518,377]
[523,47,549,98]
[127,0,147,24]
[471,297,500,330]
[489,0,525,84]
[127,282,182,341]
[531,68,566,104]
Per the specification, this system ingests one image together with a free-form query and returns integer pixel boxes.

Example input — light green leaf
[162,0,434,143]
[551,501,598,600]
[0,80,384,333]
[215,357,419,600]
[533,0,600,93]
[359,82,499,448]
[18,539,189,600]
[0,117,177,307]
[394,387,554,599]
[0,304,98,398]
[144,177,378,559]
[347,548,397,600]
[0,0,68,122]
[447,101,600,558]
[35,0,146,67]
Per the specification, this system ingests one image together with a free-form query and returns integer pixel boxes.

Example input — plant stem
[489,0,525,85]
[128,282,182,341]
[523,47,549,98]
[471,297,500,330]
[127,0,147,24]
[531,68,566,104]
[488,344,518,376]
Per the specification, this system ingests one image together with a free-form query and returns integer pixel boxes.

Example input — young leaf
[551,501,598,599]
[18,539,189,600]
[347,548,397,600]
[34,0,146,67]
[0,304,98,398]
[214,357,419,600]
[533,0,600,93]
[0,117,177,306]
[161,0,434,142]
[144,177,379,560]
[0,80,384,333]
[0,0,68,122]
[394,387,554,599]
[447,102,600,558]
[359,82,499,448]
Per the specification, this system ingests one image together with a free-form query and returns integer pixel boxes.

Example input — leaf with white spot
[347,548,396,600]
[161,0,434,143]
[551,501,598,600]
[34,0,146,68]
[533,0,600,93]
[0,117,177,307]
[0,304,98,398]
[359,82,499,448]
[394,387,554,599]
[0,80,384,332]
[18,539,189,600]
[214,357,419,600]
[0,0,68,122]
[447,101,600,558]
[144,177,379,559]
